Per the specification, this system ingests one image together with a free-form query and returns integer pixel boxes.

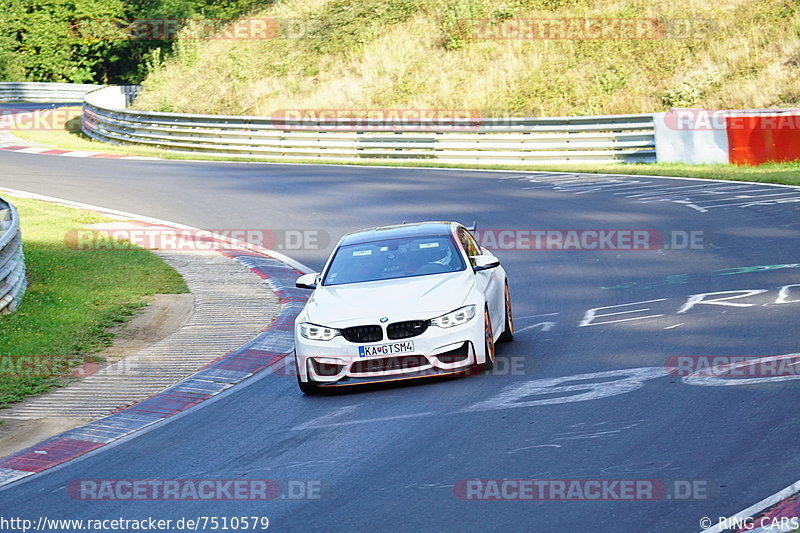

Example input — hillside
[132,0,800,117]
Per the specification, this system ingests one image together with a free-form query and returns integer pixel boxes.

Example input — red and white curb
[0,144,157,160]
[0,108,158,160]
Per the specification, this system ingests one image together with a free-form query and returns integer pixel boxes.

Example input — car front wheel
[483,307,495,370]
[498,282,514,343]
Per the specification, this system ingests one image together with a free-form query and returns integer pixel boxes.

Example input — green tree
[0,0,267,83]
[0,0,127,82]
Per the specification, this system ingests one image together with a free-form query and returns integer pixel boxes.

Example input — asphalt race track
[1,148,799,532]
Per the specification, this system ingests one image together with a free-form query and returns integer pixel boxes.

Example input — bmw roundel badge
[380,317,388,323]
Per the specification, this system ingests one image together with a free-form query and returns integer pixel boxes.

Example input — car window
[458,228,482,265]
[323,235,466,286]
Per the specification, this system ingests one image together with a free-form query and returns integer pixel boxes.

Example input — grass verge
[11,121,800,187]
[0,195,188,408]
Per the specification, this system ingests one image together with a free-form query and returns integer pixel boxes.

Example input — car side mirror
[472,255,500,272]
[296,273,320,289]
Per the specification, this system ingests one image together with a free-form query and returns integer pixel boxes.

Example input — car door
[458,228,504,336]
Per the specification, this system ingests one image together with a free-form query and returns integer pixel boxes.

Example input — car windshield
[322,235,466,286]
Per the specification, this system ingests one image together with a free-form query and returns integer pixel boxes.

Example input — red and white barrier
[655,108,800,165]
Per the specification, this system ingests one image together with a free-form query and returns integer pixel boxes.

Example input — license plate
[358,341,414,358]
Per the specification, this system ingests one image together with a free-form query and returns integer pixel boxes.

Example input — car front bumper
[294,317,484,386]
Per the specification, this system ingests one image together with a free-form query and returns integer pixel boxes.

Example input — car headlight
[430,305,476,328]
[299,322,341,341]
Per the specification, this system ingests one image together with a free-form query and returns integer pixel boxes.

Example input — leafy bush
[662,73,720,108]
[441,0,485,51]
[305,0,419,56]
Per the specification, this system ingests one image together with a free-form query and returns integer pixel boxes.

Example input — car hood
[303,271,475,326]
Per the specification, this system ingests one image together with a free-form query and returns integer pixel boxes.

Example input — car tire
[498,281,514,343]
[296,358,319,394]
[483,307,495,370]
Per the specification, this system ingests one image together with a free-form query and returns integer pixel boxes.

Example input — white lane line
[291,412,433,430]
[631,186,758,201]
[552,179,622,187]
[578,298,668,327]
[613,183,696,194]
[515,322,556,334]
[528,176,586,183]
[693,190,800,201]
[523,178,646,191]
[290,405,362,430]
[507,444,562,454]
[698,194,800,209]
[634,193,759,204]
[690,185,767,193]
[571,183,651,194]
[673,200,709,213]
[529,178,588,185]
[701,197,800,209]
[521,181,588,189]
[515,313,560,320]
[528,174,592,183]
[627,184,749,196]
[699,479,800,533]
[554,182,645,193]
[527,176,580,181]
[624,189,713,199]
[553,181,627,188]
[622,183,717,193]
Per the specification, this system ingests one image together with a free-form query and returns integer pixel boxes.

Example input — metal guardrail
[0,195,26,314]
[0,82,101,103]
[82,85,656,164]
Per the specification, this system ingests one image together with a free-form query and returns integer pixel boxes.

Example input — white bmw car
[293,221,513,393]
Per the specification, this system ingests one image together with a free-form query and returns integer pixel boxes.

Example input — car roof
[339,221,458,246]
